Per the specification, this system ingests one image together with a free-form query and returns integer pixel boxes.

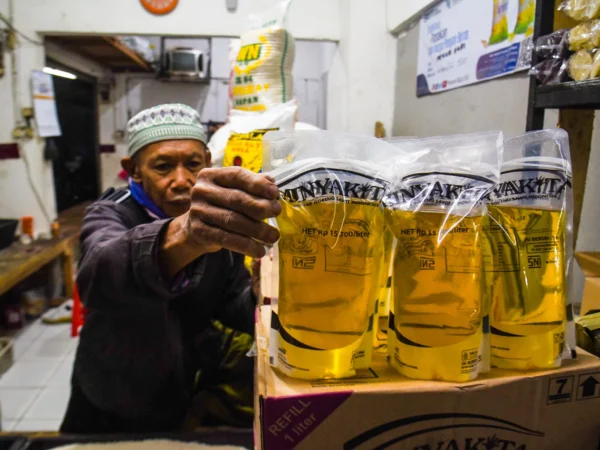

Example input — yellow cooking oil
[484,206,566,369]
[386,209,485,382]
[273,195,384,379]
[373,228,394,351]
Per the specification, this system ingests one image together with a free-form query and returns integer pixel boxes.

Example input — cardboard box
[255,307,600,450]
[576,253,600,316]
[582,277,600,316]
[576,252,600,278]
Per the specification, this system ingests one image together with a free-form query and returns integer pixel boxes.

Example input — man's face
[123,139,210,218]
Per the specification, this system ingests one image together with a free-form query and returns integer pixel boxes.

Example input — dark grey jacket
[62,188,255,433]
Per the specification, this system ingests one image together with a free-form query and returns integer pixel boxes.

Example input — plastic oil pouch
[514,0,536,35]
[372,228,395,352]
[489,0,510,45]
[263,131,398,380]
[482,129,575,370]
[383,132,503,382]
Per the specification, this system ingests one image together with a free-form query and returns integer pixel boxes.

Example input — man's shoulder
[85,188,145,226]
[98,187,132,204]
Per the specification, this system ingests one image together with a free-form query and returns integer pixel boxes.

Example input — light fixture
[42,67,77,80]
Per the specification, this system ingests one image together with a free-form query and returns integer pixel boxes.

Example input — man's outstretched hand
[160,167,281,279]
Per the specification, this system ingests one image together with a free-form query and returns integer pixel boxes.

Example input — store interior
[0,0,600,448]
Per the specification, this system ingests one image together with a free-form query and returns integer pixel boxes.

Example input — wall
[1,0,343,233]
[326,0,397,136]
[98,38,335,191]
[392,23,600,250]
[391,22,600,302]
[16,0,340,41]
[386,0,436,33]
[0,0,56,235]
[393,25,559,138]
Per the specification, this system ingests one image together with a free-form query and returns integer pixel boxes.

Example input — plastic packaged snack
[568,19,600,50]
[482,129,575,370]
[567,49,600,80]
[383,132,503,382]
[535,29,571,59]
[264,131,398,380]
[489,0,510,45]
[559,0,600,21]
[530,58,570,85]
[514,0,536,35]
[232,0,295,112]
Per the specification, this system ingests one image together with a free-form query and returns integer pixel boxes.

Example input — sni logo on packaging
[293,256,316,269]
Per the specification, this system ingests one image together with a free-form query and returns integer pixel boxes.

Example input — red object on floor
[71,283,87,337]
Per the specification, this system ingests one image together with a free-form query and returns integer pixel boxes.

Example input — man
[61,104,281,433]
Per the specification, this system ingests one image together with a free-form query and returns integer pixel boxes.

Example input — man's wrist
[159,214,207,280]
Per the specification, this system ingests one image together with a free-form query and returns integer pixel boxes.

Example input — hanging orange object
[140,0,178,15]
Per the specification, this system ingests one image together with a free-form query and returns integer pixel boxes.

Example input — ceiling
[46,36,152,73]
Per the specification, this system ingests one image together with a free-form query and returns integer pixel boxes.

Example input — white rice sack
[232,0,295,112]
[208,100,298,170]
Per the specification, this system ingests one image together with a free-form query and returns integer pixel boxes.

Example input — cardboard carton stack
[577,252,600,315]
[254,307,600,450]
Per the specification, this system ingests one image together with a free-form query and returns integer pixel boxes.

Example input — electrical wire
[1,4,53,228]
[0,13,43,46]
[19,145,54,228]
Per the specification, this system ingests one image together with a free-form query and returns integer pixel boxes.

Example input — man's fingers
[194,183,281,221]
[190,220,267,258]
[192,203,280,244]
[199,167,279,200]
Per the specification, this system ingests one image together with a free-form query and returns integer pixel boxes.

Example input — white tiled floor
[0,321,76,432]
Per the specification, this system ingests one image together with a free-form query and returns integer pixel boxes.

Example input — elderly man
[61,104,280,433]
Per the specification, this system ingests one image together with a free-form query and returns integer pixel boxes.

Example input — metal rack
[525,0,596,244]
[524,0,600,129]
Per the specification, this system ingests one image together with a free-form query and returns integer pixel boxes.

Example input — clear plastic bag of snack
[530,58,570,85]
[567,48,600,80]
[559,0,600,21]
[535,29,571,59]
[568,19,600,50]
[483,129,575,370]
[263,131,400,380]
[383,131,503,382]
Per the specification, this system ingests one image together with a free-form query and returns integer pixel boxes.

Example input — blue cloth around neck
[128,179,169,219]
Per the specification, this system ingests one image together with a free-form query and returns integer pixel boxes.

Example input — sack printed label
[223,128,278,173]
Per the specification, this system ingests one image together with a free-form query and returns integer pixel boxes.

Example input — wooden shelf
[46,35,153,73]
[535,79,600,110]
